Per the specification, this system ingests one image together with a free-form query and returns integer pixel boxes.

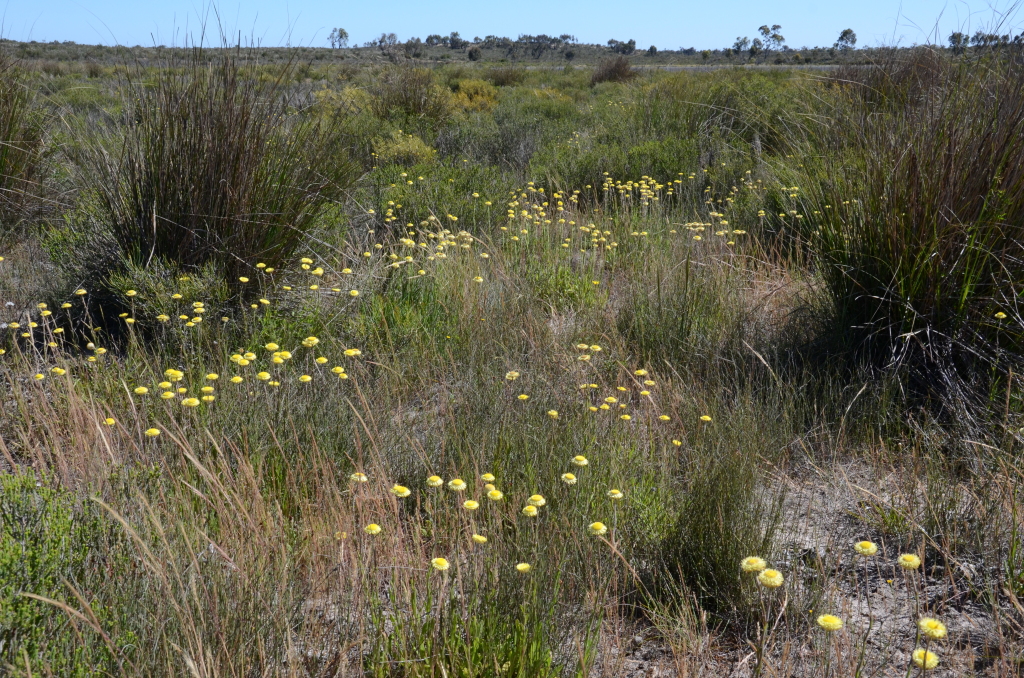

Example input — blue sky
[2,0,1020,50]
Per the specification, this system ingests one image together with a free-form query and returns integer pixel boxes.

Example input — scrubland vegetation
[2,38,1024,677]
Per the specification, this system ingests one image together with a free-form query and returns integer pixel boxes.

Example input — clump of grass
[591,56,636,85]
[0,52,48,237]
[486,65,527,87]
[72,45,358,287]
[369,65,454,121]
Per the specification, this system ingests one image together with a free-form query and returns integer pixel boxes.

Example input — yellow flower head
[561,473,577,485]
[134,387,148,395]
[898,553,921,570]
[144,428,161,437]
[365,523,382,535]
[854,540,878,556]
[758,569,784,588]
[257,372,271,380]
[995,311,1008,319]
[350,472,368,482]
[302,336,319,347]
[589,521,608,536]
[700,415,712,422]
[230,376,243,383]
[505,371,520,381]
[527,494,546,507]
[911,648,939,670]
[740,556,767,573]
[572,455,589,467]
[918,617,947,640]
[205,373,218,380]
[391,484,411,498]
[431,557,450,571]
[516,562,531,573]
[103,417,116,426]
[487,489,504,501]
[448,478,467,491]
[344,348,362,357]
[607,489,624,500]
[299,375,312,382]
[463,500,480,510]
[816,614,843,632]
[181,397,200,407]
[265,343,279,351]
[547,410,559,419]
[634,369,648,376]
[481,473,495,483]
[522,505,538,517]
[426,475,443,487]
[472,534,488,544]
[518,394,529,400]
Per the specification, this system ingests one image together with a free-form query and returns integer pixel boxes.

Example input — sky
[2,0,1021,50]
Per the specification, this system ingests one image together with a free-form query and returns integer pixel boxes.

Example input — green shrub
[0,54,48,236]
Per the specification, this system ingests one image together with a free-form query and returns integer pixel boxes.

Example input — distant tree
[733,36,750,53]
[948,32,968,54]
[607,38,636,55]
[467,45,482,61]
[329,27,349,49]
[701,49,711,61]
[834,28,856,50]
[564,48,576,60]
[404,37,424,58]
[559,34,577,43]
[758,24,785,52]
[449,32,468,49]
[647,45,658,56]
[749,38,763,58]
[425,34,443,46]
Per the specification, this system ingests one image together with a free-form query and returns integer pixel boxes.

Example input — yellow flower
[349,289,360,297]
[463,500,480,510]
[201,395,215,402]
[144,428,161,437]
[817,614,843,632]
[505,371,520,380]
[257,372,271,380]
[572,455,588,466]
[365,523,382,535]
[672,439,682,446]
[181,397,200,407]
[426,475,443,487]
[160,391,175,400]
[50,367,66,376]
[518,394,529,400]
[350,472,368,482]
[33,373,45,381]
[607,489,624,500]
[344,348,362,357]
[911,648,939,670]
[757,569,784,588]
[589,521,608,536]
[898,553,921,570]
[634,369,648,376]
[431,557,450,571]
[547,410,559,419]
[302,336,320,347]
[448,478,467,491]
[239,277,249,283]
[561,473,577,485]
[741,557,767,573]
[700,415,712,422]
[200,386,214,394]
[299,375,312,382]
[230,376,243,383]
[487,489,504,501]
[472,534,488,544]
[481,473,495,482]
[516,563,531,573]
[854,541,878,556]
[315,356,328,364]
[527,494,545,507]
[995,311,1007,319]
[265,343,280,351]
[103,417,116,426]
[391,484,411,498]
[620,414,631,421]
[134,387,149,395]
[157,314,170,322]
[74,288,87,295]
[205,373,218,380]
[658,415,671,421]
[918,618,947,640]
[522,505,538,517]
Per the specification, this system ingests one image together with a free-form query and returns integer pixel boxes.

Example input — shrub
[72,47,359,287]
[591,56,636,85]
[485,65,526,87]
[369,66,454,121]
[452,78,498,112]
[373,129,437,166]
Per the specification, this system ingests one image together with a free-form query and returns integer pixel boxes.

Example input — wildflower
[33,373,45,381]
[426,475,443,487]
[572,455,589,467]
[74,288,87,296]
[740,557,767,573]
[160,391,175,399]
[589,522,608,536]
[302,336,320,347]
[299,375,312,383]
[431,557,450,571]
[505,370,520,380]
[522,505,538,517]
[911,648,939,670]
[607,489,624,500]
[620,414,631,421]
[230,376,243,383]
[365,523,382,535]
[448,479,468,491]
[103,418,116,426]
[700,415,712,422]
[239,277,249,283]
[528,494,546,507]
[547,410,559,419]
[344,348,362,357]
[144,428,161,437]
[481,473,495,482]
[391,485,411,498]
[854,541,878,556]
[561,473,577,485]
[201,395,215,402]
[659,415,671,421]
[634,369,648,376]
[918,618,947,640]
[350,472,368,482]
[817,615,843,632]
[316,357,328,364]
[463,500,480,510]
[206,373,218,381]
[265,343,280,351]
[518,394,529,400]
[472,534,488,544]
[134,387,149,395]
[257,372,271,380]
[50,367,66,376]
[995,311,1007,319]
[758,569,784,588]
[898,553,921,570]
[672,440,682,446]
[516,563,531,573]
[182,397,200,407]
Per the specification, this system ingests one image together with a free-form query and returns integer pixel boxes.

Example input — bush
[486,66,526,87]
[369,66,454,121]
[452,78,498,112]
[373,129,437,166]
[71,47,359,287]
[591,56,636,85]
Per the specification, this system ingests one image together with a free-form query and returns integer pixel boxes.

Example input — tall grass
[0,52,47,236]
[72,46,358,286]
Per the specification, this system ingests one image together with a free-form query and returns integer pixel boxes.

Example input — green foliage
[0,55,48,236]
